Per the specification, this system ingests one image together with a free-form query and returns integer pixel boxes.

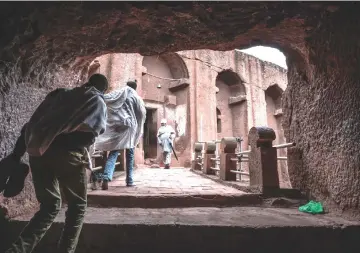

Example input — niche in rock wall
[265,84,284,141]
[215,70,248,142]
[265,84,290,187]
[142,53,189,101]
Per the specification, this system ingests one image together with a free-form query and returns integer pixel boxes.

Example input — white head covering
[161,118,167,124]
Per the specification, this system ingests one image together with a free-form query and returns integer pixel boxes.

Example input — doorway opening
[143,108,158,159]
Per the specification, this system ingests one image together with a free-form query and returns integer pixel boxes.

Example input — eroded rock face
[283,5,360,218]
[0,84,47,218]
[0,2,359,218]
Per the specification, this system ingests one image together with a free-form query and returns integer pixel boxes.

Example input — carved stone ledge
[168,78,190,92]
[228,95,246,105]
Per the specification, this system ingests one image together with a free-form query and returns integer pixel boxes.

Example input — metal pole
[237,137,242,181]
[273,142,296,149]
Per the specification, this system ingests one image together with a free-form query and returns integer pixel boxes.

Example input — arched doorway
[142,53,190,166]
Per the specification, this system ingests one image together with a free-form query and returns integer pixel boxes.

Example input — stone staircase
[3,168,359,253]
[2,206,360,253]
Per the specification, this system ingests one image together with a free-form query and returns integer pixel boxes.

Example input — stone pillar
[202,141,217,175]
[248,127,279,192]
[219,137,237,181]
[191,142,203,170]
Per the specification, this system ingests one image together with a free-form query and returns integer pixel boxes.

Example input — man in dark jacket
[4,74,108,253]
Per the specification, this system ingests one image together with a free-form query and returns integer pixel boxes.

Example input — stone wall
[283,5,360,217]
[0,85,48,218]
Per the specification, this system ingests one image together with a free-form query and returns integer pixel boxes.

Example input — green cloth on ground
[299,200,324,214]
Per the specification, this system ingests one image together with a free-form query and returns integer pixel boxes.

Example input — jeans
[6,149,87,253]
[125,148,134,186]
[102,150,120,182]
[102,148,134,185]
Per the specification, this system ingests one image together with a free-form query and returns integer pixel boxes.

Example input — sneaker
[102,180,109,190]
[164,164,170,169]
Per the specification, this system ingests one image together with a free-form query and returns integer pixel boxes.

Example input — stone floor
[17,206,360,227]
[86,168,264,208]
[89,168,243,196]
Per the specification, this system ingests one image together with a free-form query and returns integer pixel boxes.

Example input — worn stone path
[86,168,260,208]
[17,206,360,227]
[90,168,243,195]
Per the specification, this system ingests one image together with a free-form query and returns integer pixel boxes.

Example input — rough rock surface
[0,2,359,219]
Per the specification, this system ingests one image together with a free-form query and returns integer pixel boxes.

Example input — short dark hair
[127,80,137,90]
[88,74,109,93]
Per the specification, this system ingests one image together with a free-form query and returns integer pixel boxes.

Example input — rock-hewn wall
[283,5,360,218]
[0,85,47,218]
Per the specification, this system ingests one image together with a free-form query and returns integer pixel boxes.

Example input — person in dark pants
[5,74,108,253]
[94,80,146,190]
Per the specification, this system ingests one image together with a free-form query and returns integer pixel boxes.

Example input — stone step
[87,191,306,208]
[85,168,307,208]
[87,192,264,208]
[2,207,360,253]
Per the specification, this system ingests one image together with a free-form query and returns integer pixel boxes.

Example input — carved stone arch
[265,84,283,112]
[160,53,189,79]
[216,69,246,97]
[142,53,190,92]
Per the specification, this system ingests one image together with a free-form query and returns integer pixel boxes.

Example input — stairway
[2,206,360,253]
[3,168,359,253]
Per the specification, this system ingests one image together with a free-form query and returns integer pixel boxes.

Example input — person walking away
[94,80,146,189]
[4,74,108,253]
[157,119,175,169]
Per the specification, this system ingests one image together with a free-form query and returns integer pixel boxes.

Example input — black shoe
[164,165,170,169]
[102,180,109,190]
[126,183,136,187]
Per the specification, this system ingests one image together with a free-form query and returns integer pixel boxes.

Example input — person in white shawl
[157,118,176,169]
[94,80,146,189]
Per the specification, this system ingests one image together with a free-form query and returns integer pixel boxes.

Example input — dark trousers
[6,149,88,253]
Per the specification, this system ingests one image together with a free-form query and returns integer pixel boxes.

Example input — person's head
[87,74,109,93]
[127,80,137,91]
[161,118,167,126]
